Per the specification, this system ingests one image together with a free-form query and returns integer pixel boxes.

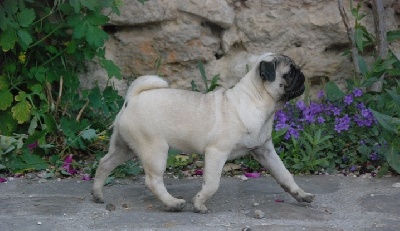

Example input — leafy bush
[0,0,138,176]
[274,86,384,174]
[274,1,400,175]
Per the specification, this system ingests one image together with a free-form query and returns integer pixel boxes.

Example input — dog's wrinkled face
[259,54,305,102]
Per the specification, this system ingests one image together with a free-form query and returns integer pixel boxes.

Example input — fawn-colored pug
[92,53,314,213]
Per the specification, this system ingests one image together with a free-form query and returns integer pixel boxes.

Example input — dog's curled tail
[126,75,169,99]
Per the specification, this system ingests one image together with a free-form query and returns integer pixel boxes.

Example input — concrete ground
[0,174,399,231]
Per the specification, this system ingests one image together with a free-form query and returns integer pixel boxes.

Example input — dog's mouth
[281,65,305,101]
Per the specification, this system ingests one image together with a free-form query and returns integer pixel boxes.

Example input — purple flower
[275,123,288,130]
[354,108,376,127]
[349,165,357,172]
[0,177,7,183]
[357,102,366,110]
[310,102,324,115]
[303,111,315,123]
[361,109,371,118]
[317,90,325,99]
[296,100,306,111]
[353,88,363,97]
[344,94,353,105]
[334,114,351,133]
[342,156,349,162]
[275,110,288,124]
[317,116,325,124]
[331,106,341,116]
[370,152,380,161]
[284,126,300,140]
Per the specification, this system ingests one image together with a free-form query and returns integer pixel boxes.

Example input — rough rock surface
[80,0,400,95]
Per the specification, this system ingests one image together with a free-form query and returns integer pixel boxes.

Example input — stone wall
[80,0,400,95]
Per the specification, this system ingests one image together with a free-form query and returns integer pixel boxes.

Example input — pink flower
[62,154,77,175]
[244,172,261,178]
[27,140,39,152]
[81,174,91,181]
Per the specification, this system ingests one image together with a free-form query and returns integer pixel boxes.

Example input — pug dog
[92,53,314,213]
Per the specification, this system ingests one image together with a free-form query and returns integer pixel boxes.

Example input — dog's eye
[280,84,283,87]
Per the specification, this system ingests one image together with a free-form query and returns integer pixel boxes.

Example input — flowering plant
[274,85,384,174]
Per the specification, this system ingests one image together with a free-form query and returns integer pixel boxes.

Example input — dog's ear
[259,60,276,82]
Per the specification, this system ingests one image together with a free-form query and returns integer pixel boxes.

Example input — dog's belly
[228,148,252,160]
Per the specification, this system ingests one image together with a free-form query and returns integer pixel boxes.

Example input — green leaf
[370,109,400,133]
[14,91,27,101]
[208,74,221,92]
[17,29,33,49]
[29,66,47,82]
[69,0,81,13]
[377,163,389,177]
[66,40,77,54]
[11,100,32,124]
[88,86,103,109]
[0,111,17,135]
[100,59,122,79]
[385,144,400,174]
[0,7,8,30]
[386,89,400,108]
[191,80,199,92]
[325,82,345,101]
[0,28,17,51]
[354,27,364,52]
[20,152,48,171]
[86,25,108,47]
[357,145,371,156]
[197,61,208,91]
[80,0,98,11]
[387,30,400,42]
[0,89,13,110]
[0,75,9,90]
[43,115,57,132]
[357,55,368,77]
[3,0,18,15]
[81,128,97,140]
[17,8,35,27]
[86,11,109,26]
[28,115,38,135]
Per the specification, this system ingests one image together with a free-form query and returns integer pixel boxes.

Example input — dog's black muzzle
[282,65,305,101]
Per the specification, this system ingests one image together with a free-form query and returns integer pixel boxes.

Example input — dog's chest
[229,130,269,160]
[234,120,272,151]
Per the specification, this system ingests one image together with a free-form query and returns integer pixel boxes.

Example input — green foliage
[191,61,221,93]
[347,2,400,175]
[325,81,346,101]
[0,0,124,174]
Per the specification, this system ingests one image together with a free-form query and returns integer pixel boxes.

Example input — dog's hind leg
[92,131,134,203]
[138,141,186,211]
[252,139,315,203]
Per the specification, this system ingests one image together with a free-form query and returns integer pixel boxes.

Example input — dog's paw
[92,190,105,204]
[294,191,315,203]
[167,199,186,211]
[193,204,209,214]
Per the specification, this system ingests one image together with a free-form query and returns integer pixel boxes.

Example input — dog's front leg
[252,139,315,203]
[193,147,229,213]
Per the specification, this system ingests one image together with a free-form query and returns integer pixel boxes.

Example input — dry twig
[337,0,361,77]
